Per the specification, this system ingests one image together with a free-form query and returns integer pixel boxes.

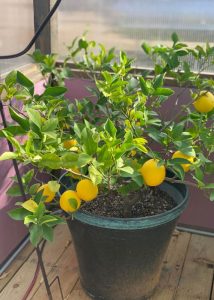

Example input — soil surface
[80,186,176,218]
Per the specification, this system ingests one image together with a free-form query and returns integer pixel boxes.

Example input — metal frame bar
[36,240,64,300]
[33,0,51,54]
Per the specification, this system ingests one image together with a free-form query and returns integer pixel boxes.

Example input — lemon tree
[0,33,214,245]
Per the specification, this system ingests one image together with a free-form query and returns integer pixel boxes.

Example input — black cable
[0,0,62,59]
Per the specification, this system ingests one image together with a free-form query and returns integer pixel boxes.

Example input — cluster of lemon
[139,91,214,186]
[36,152,193,213]
[140,151,194,187]
[60,179,98,213]
[38,179,98,213]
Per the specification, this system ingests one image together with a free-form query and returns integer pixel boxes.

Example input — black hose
[0,0,62,59]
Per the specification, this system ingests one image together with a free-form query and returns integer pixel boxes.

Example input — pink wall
[0,80,46,267]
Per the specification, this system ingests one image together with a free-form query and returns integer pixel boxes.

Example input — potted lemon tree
[0,33,214,300]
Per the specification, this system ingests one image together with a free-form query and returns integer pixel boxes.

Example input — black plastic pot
[65,180,188,300]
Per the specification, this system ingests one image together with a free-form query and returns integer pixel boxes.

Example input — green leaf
[47,181,60,193]
[78,38,88,49]
[5,133,23,152]
[26,108,42,129]
[153,88,174,96]
[34,190,46,203]
[8,207,30,220]
[104,119,117,137]
[172,124,184,139]
[23,169,34,185]
[153,74,164,89]
[118,181,140,195]
[61,152,78,168]
[29,183,40,195]
[176,49,189,57]
[133,137,148,153]
[77,153,92,167]
[171,32,179,45]
[73,123,82,138]
[171,165,185,181]
[24,215,37,225]
[0,126,26,137]
[35,202,46,219]
[17,71,34,96]
[1,131,22,152]
[88,165,103,185]
[42,224,54,242]
[5,70,17,87]
[180,147,195,157]
[81,128,97,155]
[132,174,144,186]
[39,153,62,169]
[0,152,18,161]
[41,215,65,226]
[30,49,45,63]
[42,118,58,132]
[29,224,43,246]
[68,198,78,210]
[139,77,149,96]
[148,130,163,144]
[40,215,59,225]
[194,168,204,182]
[119,166,134,174]
[141,42,151,55]
[42,86,67,97]
[170,158,192,165]
[7,184,23,197]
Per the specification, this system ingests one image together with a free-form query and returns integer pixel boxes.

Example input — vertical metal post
[33,0,51,54]
[35,245,53,300]
[0,101,27,201]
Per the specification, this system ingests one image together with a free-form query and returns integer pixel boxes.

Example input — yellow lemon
[60,190,81,213]
[172,151,195,172]
[140,159,166,186]
[76,179,98,201]
[63,139,77,149]
[193,91,214,113]
[38,184,55,203]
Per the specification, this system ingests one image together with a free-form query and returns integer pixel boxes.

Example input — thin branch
[165,176,198,188]
[63,168,90,180]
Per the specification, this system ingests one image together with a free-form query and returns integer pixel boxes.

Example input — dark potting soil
[80,186,176,218]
